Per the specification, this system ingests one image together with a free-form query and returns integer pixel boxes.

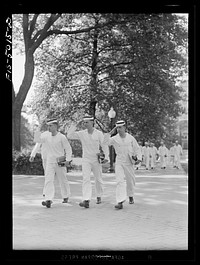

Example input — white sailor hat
[83,115,94,121]
[46,118,58,125]
[115,120,126,127]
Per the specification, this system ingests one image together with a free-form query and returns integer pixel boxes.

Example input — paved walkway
[13,158,188,251]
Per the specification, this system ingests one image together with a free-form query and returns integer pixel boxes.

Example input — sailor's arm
[66,121,82,140]
[34,130,46,144]
[62,135,73,164]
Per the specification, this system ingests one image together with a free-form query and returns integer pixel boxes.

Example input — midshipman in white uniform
[67,115,109,208]
[158,141,168,169]
[149,142,158,169]
[174,140,183,169]
[34,119,72,208]
[142,142,150,170]
[135,141,143,170]
[104,120,142,209]
[152,143,158,165]
[169,143,176,167]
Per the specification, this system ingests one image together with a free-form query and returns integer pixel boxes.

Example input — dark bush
[12,149,78,175]
[68,139,82,157]
[12,150,44,175]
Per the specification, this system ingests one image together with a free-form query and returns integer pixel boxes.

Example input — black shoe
[96,197,101,204]
[129,197,134,204]
[42,201,46,206]
[42,200,52,208]
[79,200,89,208]
[115,201,123,209]
[62,197,69,203]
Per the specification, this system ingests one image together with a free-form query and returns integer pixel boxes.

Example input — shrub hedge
[12,149,80,175]
[12,150,44,175]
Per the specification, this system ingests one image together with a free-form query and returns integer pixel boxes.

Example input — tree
[13,14,59,150]
[12,13,114,150]
[20,115,34,149]
[29,13,188,143]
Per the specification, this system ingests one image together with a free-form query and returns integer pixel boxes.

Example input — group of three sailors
[31,115,182,210]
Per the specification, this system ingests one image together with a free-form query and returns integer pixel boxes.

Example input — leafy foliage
[12,150,44,175]
[69,139,82,157]
[20,115,34,149]
[14,13,188,144]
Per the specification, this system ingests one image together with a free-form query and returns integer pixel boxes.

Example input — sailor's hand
[58,161,70,167]
[135,159,141,165]
[132,155,137,161]
[78,119,83,125]
[29,156,34,162]
[109,126,117,135]
[65,160,72,167]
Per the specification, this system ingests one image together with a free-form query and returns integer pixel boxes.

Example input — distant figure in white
[135,141,143,170]
[158,141,168,169]
[173,140,183,169]
[149,142,158,169]
[169,142,176,167]
[152,143,158,165]
[142,142,150,170]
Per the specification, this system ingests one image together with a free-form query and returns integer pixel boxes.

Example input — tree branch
[23,14,29,52]
[30,16,117,55]
[98,61,133,74]
[30,14,61,53]
[46,20,115,37]
[29,14,39,37]
[32,29,43,43]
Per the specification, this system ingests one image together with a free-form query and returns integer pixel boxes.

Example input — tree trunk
[12,52,34,151]
[89,28,98,118]
[12,110,21,151]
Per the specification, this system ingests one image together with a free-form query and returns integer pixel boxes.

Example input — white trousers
[153,155,157,165]
[170,155,175,167]
[149,156,154,168]
[144,155,150,169]
[135,161,141,169]
[160,155,167,168]
[82,160,103,200]
[42,158,47,173]
[174,154,181,168]
[42,158,47,196]
[115,164,136,203]
[44,162,71,201]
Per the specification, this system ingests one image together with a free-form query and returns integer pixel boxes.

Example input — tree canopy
[13,13,188,147]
